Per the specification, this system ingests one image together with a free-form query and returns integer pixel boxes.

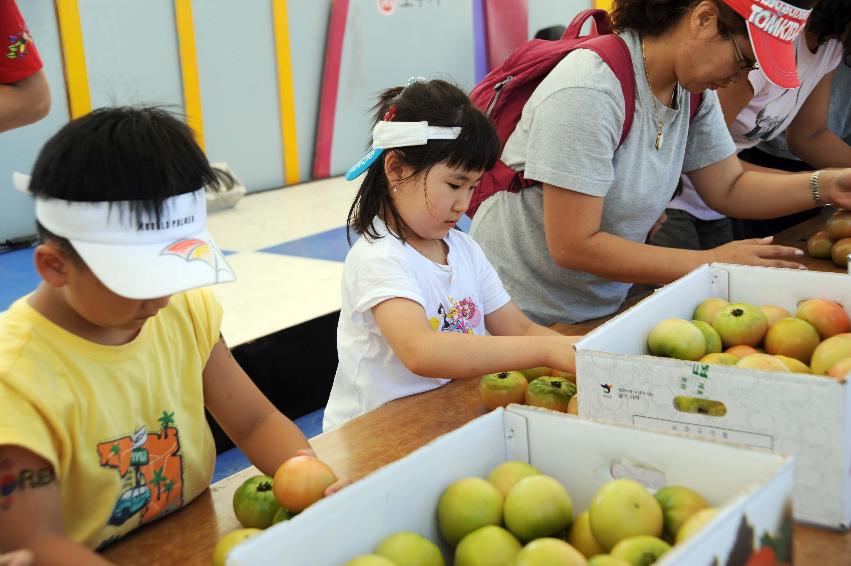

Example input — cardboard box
[230,405,792,565]
[576,263,851,529]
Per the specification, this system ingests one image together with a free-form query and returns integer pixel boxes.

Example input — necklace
[430,239,453,284]
[412,239,453,284]
[640,37,676,150]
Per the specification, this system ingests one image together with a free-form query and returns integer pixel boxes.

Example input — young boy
[0,107,343,563]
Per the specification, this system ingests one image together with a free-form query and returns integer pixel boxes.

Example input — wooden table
[103,215,851,565]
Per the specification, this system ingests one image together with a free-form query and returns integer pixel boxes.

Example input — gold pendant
[655,126,664,150]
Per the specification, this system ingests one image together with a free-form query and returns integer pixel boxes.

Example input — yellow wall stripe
[594,0,614,10]
[272,0,301,185]
[54,0,91,118]
[174,0,205,150]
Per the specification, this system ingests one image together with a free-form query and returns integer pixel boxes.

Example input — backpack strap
[563,8,613,38]
[573,34,636,148]
[689,92,703,120]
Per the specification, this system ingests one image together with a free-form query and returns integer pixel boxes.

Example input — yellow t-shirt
[0,288,222,549]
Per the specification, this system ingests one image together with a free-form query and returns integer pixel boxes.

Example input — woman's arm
[541,184,805,285]
[371,298,577,377]
[690,155,851,217]
[0,70,50,132]
[785,72,851,168]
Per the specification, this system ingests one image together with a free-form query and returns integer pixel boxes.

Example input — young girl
[653,0,851,248]
[322,79,578,431]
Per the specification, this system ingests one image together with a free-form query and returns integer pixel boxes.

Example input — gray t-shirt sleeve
[524,87,622,196]
[682,89,737,173]
[508,49,625,198]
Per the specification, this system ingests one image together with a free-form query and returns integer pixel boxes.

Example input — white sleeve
[471,239,512,315]
[349,252,426,314]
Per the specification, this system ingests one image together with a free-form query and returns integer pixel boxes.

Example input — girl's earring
[392,183,400,194]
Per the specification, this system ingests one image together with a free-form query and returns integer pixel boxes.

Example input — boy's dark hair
[29,106,216,263]
[807,0,851,64]
[611,0,749,36]
[347,79,500,243]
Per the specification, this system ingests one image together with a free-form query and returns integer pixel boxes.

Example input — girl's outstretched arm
[372,298,577,379]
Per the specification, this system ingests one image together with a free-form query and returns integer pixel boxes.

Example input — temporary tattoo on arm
[0,458,56,512]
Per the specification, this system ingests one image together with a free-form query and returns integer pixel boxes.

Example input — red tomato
[273,455,337,512]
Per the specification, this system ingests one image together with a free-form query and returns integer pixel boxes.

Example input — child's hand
[324,475,351,496]
[0,550,34,566]
[294,449,351,496]
[548,335,580,374]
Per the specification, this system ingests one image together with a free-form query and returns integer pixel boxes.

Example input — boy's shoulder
[0,288,221,379]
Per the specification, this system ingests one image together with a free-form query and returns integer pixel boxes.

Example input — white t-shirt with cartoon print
[322,217,512,431]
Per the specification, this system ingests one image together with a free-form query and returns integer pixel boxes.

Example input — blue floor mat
[212,407,325,482]
[259,227,354,263]
[0,247,39,311]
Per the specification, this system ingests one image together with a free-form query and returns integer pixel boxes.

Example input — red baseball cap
[720,0,811,88]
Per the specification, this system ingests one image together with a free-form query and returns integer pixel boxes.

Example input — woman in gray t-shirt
[470,0,851,325]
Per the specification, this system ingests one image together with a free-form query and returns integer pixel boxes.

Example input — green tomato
[233,475,283,529]
[272,506,296,524]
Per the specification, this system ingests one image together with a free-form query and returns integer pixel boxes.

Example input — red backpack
[467,8,700,218]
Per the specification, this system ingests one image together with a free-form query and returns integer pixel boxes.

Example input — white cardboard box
[230,405,793,566]
[576,263,851,529]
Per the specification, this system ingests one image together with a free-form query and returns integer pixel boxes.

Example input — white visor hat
[14,172,235,299]
[344,121,462,181]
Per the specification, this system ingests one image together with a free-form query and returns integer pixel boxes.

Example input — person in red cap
[653,0,851,249]
[469,0,851,326]
[721,0,812,88]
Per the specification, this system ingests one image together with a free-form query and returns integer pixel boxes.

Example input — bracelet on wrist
[810,170,828,207]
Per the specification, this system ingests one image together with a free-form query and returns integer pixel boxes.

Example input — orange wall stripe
[54,0,91,118]
[174,0,205,150]
[272,0,300,185]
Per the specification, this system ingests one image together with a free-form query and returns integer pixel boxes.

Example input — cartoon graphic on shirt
[429,296,479,334]
[97,411,184,528]
[6,30,33,60]
[742,88,803,142]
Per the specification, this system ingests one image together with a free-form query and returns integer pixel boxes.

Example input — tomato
[795,299,850,339]
[711,303,768,347]
[273,455,337,512]
[806,230,834,259]
[504,476,573,542]
[272,506,296,524]
[213,528,262,566]
[826,210,851,241]
[524,377,575,412]
[232,475,284,529]
[830,238,851,268]
[479,371,527,410]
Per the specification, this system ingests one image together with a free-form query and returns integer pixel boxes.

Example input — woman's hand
[824,169,851,208]
[705,236,806,269]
